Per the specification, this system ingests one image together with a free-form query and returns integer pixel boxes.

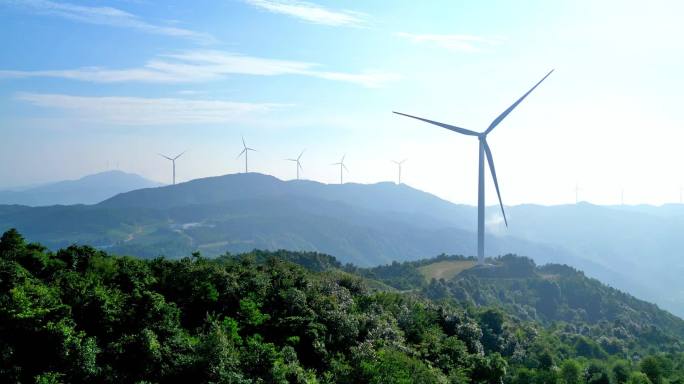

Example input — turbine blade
[298,162,303,171]
[393,111,478,136]
[237,148,246,158]
[485,69,554,135]
[286,158,296,162]
[158,153,173,161]
[298,150,305,160]
[342,164,349,172]
[341,154,346,163]
[484,141,508,227]
[242,136,246,148]
[173,151,186,160]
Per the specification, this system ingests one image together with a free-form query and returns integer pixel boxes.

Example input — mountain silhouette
[0,170,162,206]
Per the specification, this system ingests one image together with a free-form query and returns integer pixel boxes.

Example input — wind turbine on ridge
[332,155,348,184]
[392,159,407,184]
[237,136,256,173]
[158,151,185,185]
[393,70,553,265]
[286,150,305,180]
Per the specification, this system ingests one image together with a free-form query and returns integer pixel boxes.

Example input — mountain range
[0,170,162,206]
[1,172,683,318]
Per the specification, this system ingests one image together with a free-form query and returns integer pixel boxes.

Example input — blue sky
[2,0,684,206]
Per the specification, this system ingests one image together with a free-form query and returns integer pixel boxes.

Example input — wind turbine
[392,159,407,184]
[393,70,553,265]
[332,155,348,184]
[286,150,305,180]
[159,151,185,185]
[238,136,256,173]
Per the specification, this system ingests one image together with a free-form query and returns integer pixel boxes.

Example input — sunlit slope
[419,259,476,280]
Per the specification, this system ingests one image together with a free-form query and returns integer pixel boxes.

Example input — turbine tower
[392,159,407,184]
[238,136,256,173]
[159,151,185,185]
[393,70,553,265]
[286,150,305,180]
[332,155,348,184]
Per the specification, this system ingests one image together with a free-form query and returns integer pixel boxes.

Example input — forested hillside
[1,229,682,383]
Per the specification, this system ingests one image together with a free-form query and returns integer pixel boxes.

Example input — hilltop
[361,255,684,343]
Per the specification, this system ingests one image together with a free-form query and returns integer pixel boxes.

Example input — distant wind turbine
[238,136,256,173]
[393,70,553,265]
[286,150,305,180]
[159,151,185,185]
[332,155,348,184]
[392,159,407,184]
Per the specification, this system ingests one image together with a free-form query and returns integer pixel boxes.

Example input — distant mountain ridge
[0,173,582,265]
[0,170,162,206]
[2,172,684,317]
[101,172,474,224]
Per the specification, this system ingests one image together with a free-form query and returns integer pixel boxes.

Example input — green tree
[627,372,653,384]
[560,359,582,384]
[613,361,631,384]
[585,362,611,384]
[640,356,663,384]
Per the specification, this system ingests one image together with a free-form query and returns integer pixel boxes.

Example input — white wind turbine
[238,136,256,173]
[286,150,305,180]
[392,159,407,184]
[159,151,185,185]
[332,155,348,184]
[393,70,553,265]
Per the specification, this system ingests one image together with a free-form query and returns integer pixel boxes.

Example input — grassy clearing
[419,260,476,281]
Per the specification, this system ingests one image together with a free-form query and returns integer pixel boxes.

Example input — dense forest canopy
[1,229,683,383]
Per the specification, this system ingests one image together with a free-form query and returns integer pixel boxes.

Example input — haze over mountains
[1,172,684,318]
[0,170,162,206]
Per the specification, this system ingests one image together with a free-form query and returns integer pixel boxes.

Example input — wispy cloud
[396,32,501,52]
[243,0,366,27]
[15,93,282,125]
[1,50,398,87]
[7,0,215,44]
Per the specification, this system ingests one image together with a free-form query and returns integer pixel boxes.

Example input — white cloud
[7,0,215,43]
[396,32,501,52]
[243,0,366,27]
[0,50,397,87]
[15,93,283,125]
